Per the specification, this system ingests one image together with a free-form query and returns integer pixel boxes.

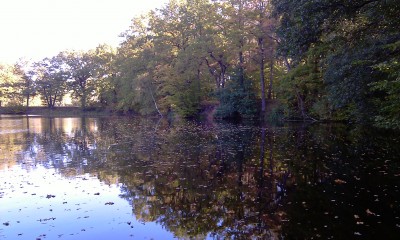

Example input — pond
[0,115,399,239]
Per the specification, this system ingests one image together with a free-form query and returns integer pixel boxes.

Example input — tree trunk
[205,57,221,89]
[79,77,87,110]
[149,85,162,117]
[268,48,274,100]
[286,56,313,121]
[207,53,228,89]
[219,60,227,88]
[48,93,53,108]
[295,87,308,120]
[238,0,244,87]
[239,50,244,87]
[259,38,266,116]
[26,95,29,108]
[197,68,201,101]
[81,90,87,110]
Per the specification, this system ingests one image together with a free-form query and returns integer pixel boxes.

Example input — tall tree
[34,55,68,108]
[92,44,118,108]
[0,63,20,107]
[13,60,36,108]
[116,0,221,116]
[63,50,97,110]
[116,14,162,114]
[247,0,277,116]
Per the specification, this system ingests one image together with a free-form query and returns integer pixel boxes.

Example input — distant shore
[0,106,119,117]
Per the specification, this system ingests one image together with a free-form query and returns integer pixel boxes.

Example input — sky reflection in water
[0,161,174,239]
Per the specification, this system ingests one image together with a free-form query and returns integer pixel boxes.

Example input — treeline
[0,0,399,128]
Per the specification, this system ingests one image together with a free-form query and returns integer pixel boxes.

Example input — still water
[0,115,399,239]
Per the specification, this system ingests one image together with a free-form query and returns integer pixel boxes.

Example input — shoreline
[0,106,121,117]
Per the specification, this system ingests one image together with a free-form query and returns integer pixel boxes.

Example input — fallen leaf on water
[366,209,376,216]
[334,179,347,184]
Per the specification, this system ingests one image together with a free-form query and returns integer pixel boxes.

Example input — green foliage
[172,81,202,118]
[369,45,400,128]
[0,62,36,107]
[276,45,328,120]
[324,35,399,125]
[268,103,286,122]
[214,71,258,119]
[272,0,400,127]
[1,0,279,119]
[309,96,331,120]
[115,73,157,115]
[62,50,98,109]
[324,41,377,122]
[33,56,69,108]
[91,44,118,108]
[0,63,19,106]
[2,0,398,130]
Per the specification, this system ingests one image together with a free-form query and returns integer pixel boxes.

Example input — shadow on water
[0,115,399,239]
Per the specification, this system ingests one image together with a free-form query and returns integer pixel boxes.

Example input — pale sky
[0,0,169,64]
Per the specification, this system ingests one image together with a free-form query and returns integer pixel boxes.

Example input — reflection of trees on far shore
[2,116,399,239]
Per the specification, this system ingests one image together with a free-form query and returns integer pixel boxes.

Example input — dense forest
[0,0,399,128]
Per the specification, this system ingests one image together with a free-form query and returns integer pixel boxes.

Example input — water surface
[0,115,399,239]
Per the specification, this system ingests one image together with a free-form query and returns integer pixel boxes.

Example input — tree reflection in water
[1,116,399,239]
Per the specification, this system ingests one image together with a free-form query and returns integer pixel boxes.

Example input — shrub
[214,71,258,119]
